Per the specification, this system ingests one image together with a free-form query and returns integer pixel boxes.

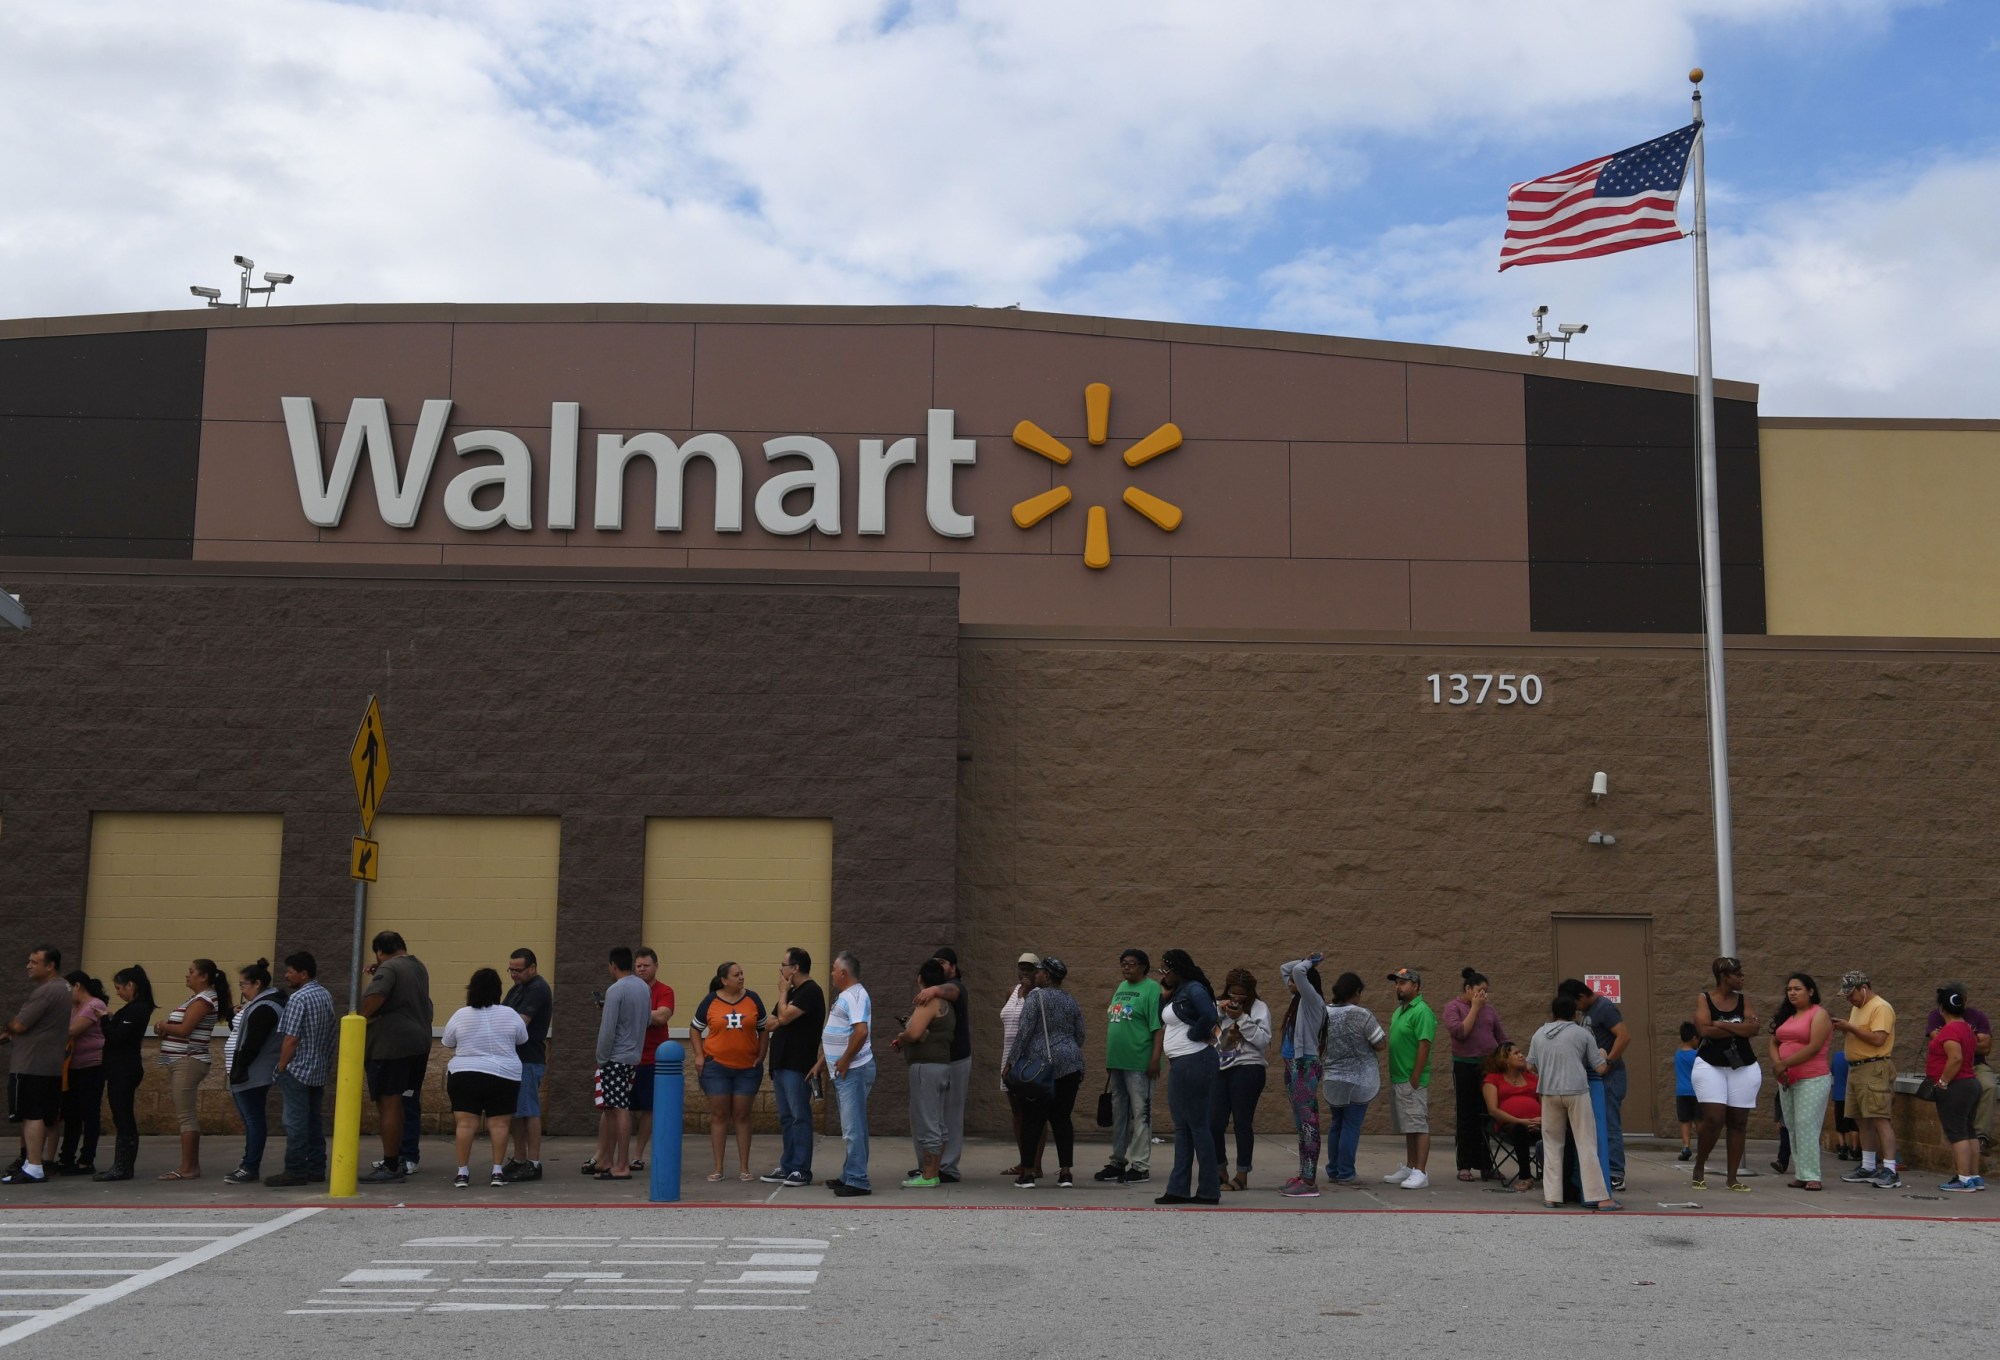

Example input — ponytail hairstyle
[1330,972,1366,1006]
[114,964,156,1013]
[194,958,235,1026]
[65,970,109,1004]
[1460,967,1488,993]
[240,958,273,990]
[710,961,739,994]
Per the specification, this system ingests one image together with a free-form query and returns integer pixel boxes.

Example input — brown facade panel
[948,553,1171,628]
[1046,439,1290,561]
[1168,557,1411,631]
[933,325,1172,440]
[202,323,455,424]
[1406,364,1526,447]
[690,323,934,433]
[1291,441,1528,562]
[1409,560,1532,634]
[448,322,697,429]
[1167,343,1408,443]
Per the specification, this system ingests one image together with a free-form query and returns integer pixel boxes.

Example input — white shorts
[1690,1056,1762,1109]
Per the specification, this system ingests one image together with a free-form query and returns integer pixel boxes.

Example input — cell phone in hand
[591,988,605,1006]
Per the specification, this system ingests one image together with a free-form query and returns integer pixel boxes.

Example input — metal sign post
[330,696,390,1199]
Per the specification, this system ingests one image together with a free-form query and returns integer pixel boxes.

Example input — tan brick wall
[954,636,2000,1145]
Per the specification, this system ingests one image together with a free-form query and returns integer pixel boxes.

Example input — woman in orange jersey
[691,962,768,1182]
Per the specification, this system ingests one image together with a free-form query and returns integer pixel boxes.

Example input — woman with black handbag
[1928,986,1985,1192]
[1008,957,1084,1189]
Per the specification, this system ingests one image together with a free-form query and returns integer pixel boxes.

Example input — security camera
[190,286,221,300]
[1533,305,1549,318]
[263,272,293,285]
[233,255,255,270]
[1559,323,1589,336]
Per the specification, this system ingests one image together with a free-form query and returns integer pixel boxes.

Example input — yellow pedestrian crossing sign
[349,697,389,834]
[351,837,379,882]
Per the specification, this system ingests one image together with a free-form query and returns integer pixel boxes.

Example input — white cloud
[1259,151,2000,416]
[2,0,1974,417]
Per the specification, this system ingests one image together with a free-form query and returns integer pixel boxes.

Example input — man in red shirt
[631,948,677,1166]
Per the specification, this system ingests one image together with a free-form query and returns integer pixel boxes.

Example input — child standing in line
[1829,1049,1860,1160]
[1675,1022,1699,1161]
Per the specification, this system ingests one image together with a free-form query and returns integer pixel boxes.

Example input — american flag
[1500,123,1699,270]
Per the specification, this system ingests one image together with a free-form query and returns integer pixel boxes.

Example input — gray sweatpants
[940,1055,972,1176]
[908,1062,952,1159]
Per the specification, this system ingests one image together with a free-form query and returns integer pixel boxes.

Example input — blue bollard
[1588,1074,1612,1197]
[650,1041,684,1203]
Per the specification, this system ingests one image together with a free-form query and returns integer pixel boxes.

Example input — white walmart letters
[282,399,977,538]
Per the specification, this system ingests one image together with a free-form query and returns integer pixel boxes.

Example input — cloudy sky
[5,1,1995,414]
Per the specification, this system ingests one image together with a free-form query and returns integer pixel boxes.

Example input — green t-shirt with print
[1388,995,1438,1085]
[1105,978,1164,1071]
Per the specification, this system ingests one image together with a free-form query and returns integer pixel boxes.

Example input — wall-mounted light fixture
[1587,831,1617,847]
[1590,771,1608,804]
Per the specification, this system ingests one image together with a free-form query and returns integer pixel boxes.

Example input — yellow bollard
[327,1013,368,1198]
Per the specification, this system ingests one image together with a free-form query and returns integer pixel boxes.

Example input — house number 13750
[1425,673,1542,705]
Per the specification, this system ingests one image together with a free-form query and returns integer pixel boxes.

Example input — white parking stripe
[0,1210,320,1350]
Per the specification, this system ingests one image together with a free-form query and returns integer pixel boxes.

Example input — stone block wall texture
[952,634,2000,1146]
[0,567,958,1137]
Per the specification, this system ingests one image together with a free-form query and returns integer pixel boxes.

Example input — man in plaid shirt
[266,951,338,1187]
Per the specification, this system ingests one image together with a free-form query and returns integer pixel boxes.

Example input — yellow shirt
[1844,994,1895,1060]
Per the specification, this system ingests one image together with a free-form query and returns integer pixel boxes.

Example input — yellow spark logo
[1009,382,1183,569]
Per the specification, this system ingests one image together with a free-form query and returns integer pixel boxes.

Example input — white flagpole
[1688,69,1737,956]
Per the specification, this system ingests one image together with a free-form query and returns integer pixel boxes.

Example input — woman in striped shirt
[152,959,234,1181]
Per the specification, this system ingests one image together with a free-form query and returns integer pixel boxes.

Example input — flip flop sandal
[1457,1170,1478,1182]
[579,1160,601,1176]
[1689,1177,1707,1189]
[739,1172,755,1182]
[1801,1181,1823,1191]
[158,1170,200,1181]
[595,1170,632,1181]
[1593,1200,1624,1212]
[1787,1179,1808,1188]
[630,1160,645,1171]
[1728,1182,1751,1192]
[705,1171,725,1182]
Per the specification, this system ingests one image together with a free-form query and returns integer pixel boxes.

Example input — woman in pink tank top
[1769,972,1833,1189]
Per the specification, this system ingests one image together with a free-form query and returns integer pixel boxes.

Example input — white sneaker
[1400,1170,1430,1190]
[1382,1165,1412,1184]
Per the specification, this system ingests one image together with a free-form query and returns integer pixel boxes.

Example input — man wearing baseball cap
[1382,967,1435,1190]
[1832,971,1900,1188]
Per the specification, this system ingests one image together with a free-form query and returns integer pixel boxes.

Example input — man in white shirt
[812,951,874,1197]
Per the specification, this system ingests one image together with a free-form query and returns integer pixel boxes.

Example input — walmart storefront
[2,304,1995,1136]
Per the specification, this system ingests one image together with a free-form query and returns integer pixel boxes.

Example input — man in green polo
[1382,967,1436,1190]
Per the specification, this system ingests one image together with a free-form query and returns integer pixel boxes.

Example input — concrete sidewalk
[11,1131,1993,1217]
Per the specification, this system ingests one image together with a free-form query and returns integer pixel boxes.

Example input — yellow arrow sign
[351,837,379,883]
[349,697,390,834]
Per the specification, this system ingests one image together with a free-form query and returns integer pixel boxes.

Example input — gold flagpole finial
[1689,67,1704,84]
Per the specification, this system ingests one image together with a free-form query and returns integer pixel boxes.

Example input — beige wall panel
[82,813,282,998]
[363,815,560,1024]
[1762,425,2000,637]
[641,819,833,1022]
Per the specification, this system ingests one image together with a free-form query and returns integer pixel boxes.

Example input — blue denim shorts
[515,1062,546,1117]
[698,1062,761,1099]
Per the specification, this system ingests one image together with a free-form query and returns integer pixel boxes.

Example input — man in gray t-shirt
[2,946,73,1183]
[590,947,650,1180]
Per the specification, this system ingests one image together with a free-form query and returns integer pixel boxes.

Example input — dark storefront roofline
[0,301,1760,404]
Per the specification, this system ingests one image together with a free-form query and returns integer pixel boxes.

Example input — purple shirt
[1926,1005,1991,1062]
[1440,996,1512,1060]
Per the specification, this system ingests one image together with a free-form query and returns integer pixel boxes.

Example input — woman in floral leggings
[1277,956,1327,1197]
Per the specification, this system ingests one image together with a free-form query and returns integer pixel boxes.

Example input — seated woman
[1482,1041,1541,1191]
